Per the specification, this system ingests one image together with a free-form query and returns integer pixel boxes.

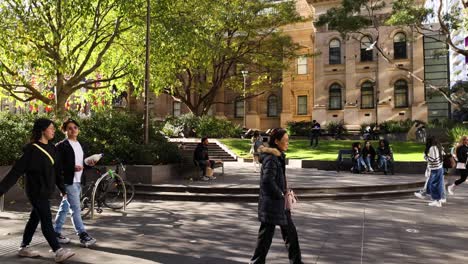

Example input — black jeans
[250,211,303,264]
[455,169,468,185]
[21,198,61,252]
[310,134,319,146]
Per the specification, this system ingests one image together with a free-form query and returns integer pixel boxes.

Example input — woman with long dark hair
[0,118,75,262]
[250,128,303,264]
[425,136,445,207]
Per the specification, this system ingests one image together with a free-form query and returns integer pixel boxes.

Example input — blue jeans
[54,183,86,235]
[378,156,391,172]
[364,156,373,170]
[426,168,444,201]
[354,156,366,171]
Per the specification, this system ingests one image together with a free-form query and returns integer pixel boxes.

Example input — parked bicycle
[80,159,135,218]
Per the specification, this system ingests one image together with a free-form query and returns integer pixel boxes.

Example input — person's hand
[86,160,96,166]
[61,193,67,200]
[75,165,83,172]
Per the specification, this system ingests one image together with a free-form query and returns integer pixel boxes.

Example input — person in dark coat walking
[250,128,303,264]
[0,118,75,262]
[310,120,321,147]
[448,135,468,195]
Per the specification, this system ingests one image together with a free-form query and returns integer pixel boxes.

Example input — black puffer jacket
[456,145,468,164]
[257,147,287,226]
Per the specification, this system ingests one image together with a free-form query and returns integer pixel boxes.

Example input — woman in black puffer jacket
[250,128,303,264]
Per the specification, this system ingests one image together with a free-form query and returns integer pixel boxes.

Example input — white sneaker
[201,176,210,181]
[56,233,71,244]
[440,198,447,203]
[448,185,455,195]
[54,248,75,263]
[428,200,442,207]
[414,192,425,200]
[18,247,41,258]
[369,167,374,172]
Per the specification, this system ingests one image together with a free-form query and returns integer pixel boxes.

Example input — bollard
[0,195,4,212]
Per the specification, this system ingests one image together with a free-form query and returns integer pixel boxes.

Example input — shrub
[285,121,313,136]
[0,111,181,165]
[426,118,458,129]
[326,120,347,137]
[163,114,242,138]
[379,119,414,133]
[360,122,377,134]
[448,125,468,145]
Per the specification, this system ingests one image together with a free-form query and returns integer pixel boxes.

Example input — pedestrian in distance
[0,118,75,262]
[310,120,321,148]
[250,128,304,264]
[447,135,468,195]
[250,131,264,173]
[54,119,97,247]
[362,141,376,172]
[425,136,445,207]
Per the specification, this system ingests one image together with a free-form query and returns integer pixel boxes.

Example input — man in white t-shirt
[54,119,97,247]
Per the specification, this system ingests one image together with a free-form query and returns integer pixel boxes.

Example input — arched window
[393,33,407,59]
[329,39,341,65]
[329,83,342,110]
[267,95,278,117]
[234,97,244,118]
[361,81,374,109]
[394,79,409,108]
[360,36,373,62]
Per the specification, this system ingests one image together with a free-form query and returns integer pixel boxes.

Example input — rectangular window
[173,101,181,116]
[297,56,307,75]
[329,47,341,64]
[395,90,408,108]
[361,90,374,109]
[394,42,407,59]
[235,100,244,118]
[297,96,308,115]
[329,91,342,110]
[361,49,373,62]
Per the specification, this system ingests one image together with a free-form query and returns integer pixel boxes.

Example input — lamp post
[143,0,150,145]
[241,70,248,129]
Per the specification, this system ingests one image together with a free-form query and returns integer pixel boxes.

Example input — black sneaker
[79,232,96,248]
[56,233,70,244]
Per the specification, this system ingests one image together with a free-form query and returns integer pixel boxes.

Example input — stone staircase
[180,142,237,162]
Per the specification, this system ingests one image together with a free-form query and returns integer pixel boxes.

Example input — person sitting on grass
[377,139,393,175]
[193,137,218,181]
[362,141,376,172]
[351,142,367,173]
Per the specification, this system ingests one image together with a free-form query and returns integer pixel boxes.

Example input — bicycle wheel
[102,175,134,209]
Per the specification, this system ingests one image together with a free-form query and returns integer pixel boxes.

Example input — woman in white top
[425,136,445,207]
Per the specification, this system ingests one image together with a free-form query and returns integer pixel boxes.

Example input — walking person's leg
[314,134,319,147]
[280,211,303,264]
[54,191,71,244]
[67,183,96,246]
[428,168,444,206]
[449,170,468,194]
[250,223,276,264]
[33,199,62,252]
[19,208,41,257]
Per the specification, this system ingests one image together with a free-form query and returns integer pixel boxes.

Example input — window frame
[360,36,374,62]
[394,79,409,108]
[329,39,341,65]
[172,101,181,116]
[234,97,244,118]
[297,56,308,75]
[297,95,308,115]
[393,32,407,59]
[361,81,375,109]
[328,83,343,110]
[267,94,279,117]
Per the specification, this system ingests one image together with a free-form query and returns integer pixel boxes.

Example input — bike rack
[90,173,126,219]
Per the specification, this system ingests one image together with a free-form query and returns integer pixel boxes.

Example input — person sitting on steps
[193,137,219,181]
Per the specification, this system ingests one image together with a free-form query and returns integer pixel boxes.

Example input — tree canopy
[0,0,145,114]
[150,0,306,116]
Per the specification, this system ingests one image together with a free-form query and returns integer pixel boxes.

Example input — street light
[143,0,150,145]
[241,70,248,129]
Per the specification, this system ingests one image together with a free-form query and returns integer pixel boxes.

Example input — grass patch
[219,139,425,162]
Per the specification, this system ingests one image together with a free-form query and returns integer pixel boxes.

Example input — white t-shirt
[69,139,84,183]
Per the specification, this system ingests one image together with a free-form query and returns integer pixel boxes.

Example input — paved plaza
[1,164,468,263]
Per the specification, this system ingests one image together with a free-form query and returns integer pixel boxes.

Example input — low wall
[0,166,29,209]
[125,164,183,184]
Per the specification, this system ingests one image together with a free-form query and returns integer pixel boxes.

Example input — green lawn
[219,139,425,162]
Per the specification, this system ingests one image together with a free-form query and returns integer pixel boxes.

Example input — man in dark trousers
[193,137,216,181]
[310,120,321,147]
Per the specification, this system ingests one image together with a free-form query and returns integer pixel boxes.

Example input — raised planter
[0,166,29,207]
[125,164,182,184]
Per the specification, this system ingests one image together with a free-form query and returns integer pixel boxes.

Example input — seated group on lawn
[351,139,393,174]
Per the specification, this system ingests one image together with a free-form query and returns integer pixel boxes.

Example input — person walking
[250,128,304,264]
[362,141,376,172]
[250,131,264,172]
[447,135,468,195]
[310,120,321,148]
[0,118,75,262]
[54,119,97,247]
[425,136,445,207]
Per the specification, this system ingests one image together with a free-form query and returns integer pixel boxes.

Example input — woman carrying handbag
[249,128,303,264]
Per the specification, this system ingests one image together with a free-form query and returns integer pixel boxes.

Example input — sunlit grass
[219,139,425,161]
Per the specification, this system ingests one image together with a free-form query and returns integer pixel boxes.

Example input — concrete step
[134,188,422,202]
